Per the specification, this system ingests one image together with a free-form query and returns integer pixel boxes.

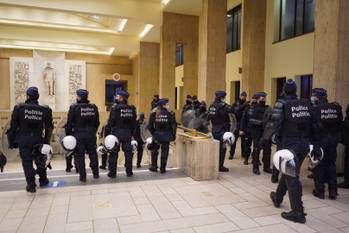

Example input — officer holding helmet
[261,79,320,223]
[7,87,53,192]
[208,91,234,172]
[135,113,145,168]
[66,89,100,182]
[148,98,177,173]
[311,88,342,200]
[106,90,137,178]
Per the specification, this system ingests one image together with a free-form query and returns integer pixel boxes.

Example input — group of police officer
[6,79,349,224]
[7,87,177,192]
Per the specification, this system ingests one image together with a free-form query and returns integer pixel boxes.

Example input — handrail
[177,125,211,139]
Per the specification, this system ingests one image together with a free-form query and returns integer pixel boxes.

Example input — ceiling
[0,0,202,58]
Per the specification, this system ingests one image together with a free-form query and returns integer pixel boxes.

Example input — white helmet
[37,144,53,168]
[273,149,297,177]
[104,135,119,151]
[146,137,153,145]
[222,132,235,145]
[62,135,77,152]
[97,145,107,156]
[131,140,138,151]
[308,145,324,168]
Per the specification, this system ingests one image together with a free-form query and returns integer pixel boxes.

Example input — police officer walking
[311,88,343,199]
[263,79,319,223]
[7,87,53,192]
[208,91,234,172]
[241,92,271,175]
[148,98,177,173]
[135,113,145,168]
[230,92,249,160]
[106,90,137,178]
[66,89,100,182]
[339,104,349,189]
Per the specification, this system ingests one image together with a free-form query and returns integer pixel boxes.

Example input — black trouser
[65,153,77,171]
[101,153,108,168]
[151,142,170,170]
[344,145,349,183]
[242,135,252,161]
[230,130,244,158]
[274,137,309,214]
[313,139,338,195]
[251,131,271,170]
[213,133,227,168]
[136,139,144,166]
[74,134,99,179]
[18,135,47,187]
[108,140,133,175]
[272,144,283,180]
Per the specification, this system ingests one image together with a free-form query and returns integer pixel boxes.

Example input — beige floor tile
[216,204,259,229]
[93,218,120,233]
[169,228,195,233]
[65,221,92,232]
[0,217,22,233]
[194,222,238,233]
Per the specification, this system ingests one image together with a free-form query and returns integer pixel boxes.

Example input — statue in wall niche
[43,62,56,96]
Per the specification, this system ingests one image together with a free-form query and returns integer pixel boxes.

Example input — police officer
[240,94,257,165]
[182,95,193,113]
[195,101,209,134]
[208,91,233,172]
[7,87,53,192]
[241,92,271,175]
[263,79,319,223]
[311,88,343,199]
[230,92,249,160]
[148,98,177,173]
[135,113,145,168]
[106,90,137,178]
[339,104,349,189]
[151,94,159,110]
[66,89,100,182]
[192,96,200,110]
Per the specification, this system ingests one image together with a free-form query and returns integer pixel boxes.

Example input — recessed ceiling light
[139,24,154,38]
[162,0,171,6]
[118,19,128,32]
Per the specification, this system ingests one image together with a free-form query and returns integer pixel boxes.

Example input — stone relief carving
[14,62,29,104]
[43,62,56,96]
[69,64,83,104]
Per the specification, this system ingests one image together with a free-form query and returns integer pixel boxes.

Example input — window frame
[226,4,242,53]
[274,0,315,43]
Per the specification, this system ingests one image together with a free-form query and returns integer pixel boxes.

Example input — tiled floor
[1,157,349,233]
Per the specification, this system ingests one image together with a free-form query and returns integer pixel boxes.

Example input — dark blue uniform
[230,99,249,159]
[7,99,53,190]
[240,102,256,164]
[66,100,100,181]
[148,109,176,173]
[241,102,271,174]
[312,101,342,199]
[106,101,137,177]
[340,105,349,188]
[208,99,232,171]
[263,94,319,222]
[135,115,145,167]
[99,124,109,169]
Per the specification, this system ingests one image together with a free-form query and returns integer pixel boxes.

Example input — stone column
[159,12,199,109]
[198,0,227,103]
[313,0,349,106]
[241,0,266,97]
[134,42,160,116]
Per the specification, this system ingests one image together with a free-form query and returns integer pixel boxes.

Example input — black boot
[263,168,272,174]
[99,165,106,170]
[329,187,338,200]
[149,167,158,172]
[93,173,100,179]
[312,190,325,200]
[270,192,281,208]
[107,172,116,178]
[80,175,87,183]
[253,168,260,175]
[271,176,279,183]
[281,211,306,224]
[26,185,36,193]
[219,166,229,172]
[243,158,248,165]
[39,178,49,187]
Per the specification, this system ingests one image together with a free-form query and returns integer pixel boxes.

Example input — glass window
[281,0,296,40]
[274,0,315,42]
[226,4,242,53]
[304,0,315,33]
[175,43,184,66]
[300,75,313,99]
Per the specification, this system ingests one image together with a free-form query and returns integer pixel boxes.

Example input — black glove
[9,142,18,149]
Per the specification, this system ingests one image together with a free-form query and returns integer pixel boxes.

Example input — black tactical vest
[71,103,98,129]
[18,103,48,133]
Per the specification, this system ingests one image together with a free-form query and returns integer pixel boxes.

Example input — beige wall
[264,0,314,103]
[0,48,133,112]
[175,65,184,110]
